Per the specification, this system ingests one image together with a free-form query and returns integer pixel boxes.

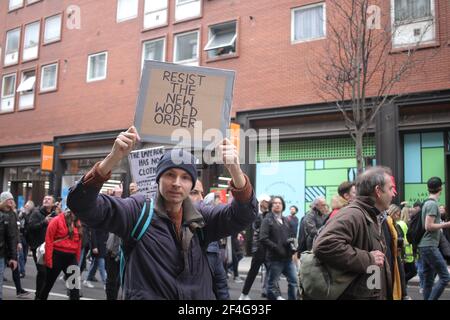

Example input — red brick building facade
[0,0,449,207]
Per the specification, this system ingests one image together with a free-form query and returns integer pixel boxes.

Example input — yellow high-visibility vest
[397,220,414,263]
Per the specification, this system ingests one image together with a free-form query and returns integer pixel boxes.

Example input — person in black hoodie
[27,195,57,299]
[0,192,19,300]
[259,196,298,300]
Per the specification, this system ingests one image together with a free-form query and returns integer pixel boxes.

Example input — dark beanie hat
[155,149,198,189]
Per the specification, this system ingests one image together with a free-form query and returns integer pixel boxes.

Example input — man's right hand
[99,126,140,176]
[370,250,385,267]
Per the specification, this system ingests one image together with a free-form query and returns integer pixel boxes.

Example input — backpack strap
[119,197,154,290]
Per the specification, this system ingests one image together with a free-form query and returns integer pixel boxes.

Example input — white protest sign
[128,146,165,199]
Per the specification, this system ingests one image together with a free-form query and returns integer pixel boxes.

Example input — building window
[17,70,36,110]
[44,14,62,44]
[27,0,42,4]
[40,63,58,92]
[204,21,237,59]
[291,3,326,43]
[4,28,21,66]
[175,0,201,22]
[144,0,167,29]
[87,52,108,82]
[23,21,40,61]
[117,0,138,22]
[174,31,199,66]
[1,74,16,113]
[9,0,23,11]
[395,0,431,22]
[392,0,435,47]
[142,38,165,70]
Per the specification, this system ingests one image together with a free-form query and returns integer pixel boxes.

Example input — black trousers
[242,247,266,295]
[39,250,80,300]
[404,262,417,283]
[105,253,120,300]
[31,248,47,300]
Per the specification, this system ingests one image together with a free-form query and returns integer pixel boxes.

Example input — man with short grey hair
[313,166,394,299]
[303,197,328,251]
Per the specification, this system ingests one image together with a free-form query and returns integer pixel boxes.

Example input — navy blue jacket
[67,178,257,300]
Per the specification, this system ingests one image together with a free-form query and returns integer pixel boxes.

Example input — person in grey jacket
[67,126,257,300]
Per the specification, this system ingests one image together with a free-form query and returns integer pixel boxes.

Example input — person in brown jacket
[313,166,395,300]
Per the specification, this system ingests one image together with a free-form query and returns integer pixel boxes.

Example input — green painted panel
[324,158,357,169]
[306,169,348,186]
[422,148,445,183]
[404,184,446,206]
[327,186,338,201]
[306,161,314,170]
[305,202,312,215]
[257,136,375,162]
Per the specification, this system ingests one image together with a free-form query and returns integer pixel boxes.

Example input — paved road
[2,255,450,300]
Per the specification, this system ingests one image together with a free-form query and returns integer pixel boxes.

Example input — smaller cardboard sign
[128,146,165,199]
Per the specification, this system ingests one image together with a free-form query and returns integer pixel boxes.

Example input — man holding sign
[67,126,257,300]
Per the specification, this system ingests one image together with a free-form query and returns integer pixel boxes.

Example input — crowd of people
[1,126,449,300]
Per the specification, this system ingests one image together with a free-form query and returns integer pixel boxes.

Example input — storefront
[0,144,50,208]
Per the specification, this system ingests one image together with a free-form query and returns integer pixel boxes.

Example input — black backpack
[406,199,433,254]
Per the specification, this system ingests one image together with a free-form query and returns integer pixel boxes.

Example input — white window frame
[4,28,21,66]
[17,70,36,110]
[141,38,166,71]
[23,21,40,61]
[204,21,237,58]
[116,0,139,23]
[40,63,58,92]
[87,52,108,83]
[175,0,202,22]
[143,0,168,29]
[9,0,23,11]
[173,31,200,66]
[1,73,17,113]
[27,0,41,5]
[291,2,327,44]
[44,14,62,44]
[391,0,436,48]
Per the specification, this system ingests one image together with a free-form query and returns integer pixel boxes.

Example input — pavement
[238,256,450,286]
[2,255,450,300]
